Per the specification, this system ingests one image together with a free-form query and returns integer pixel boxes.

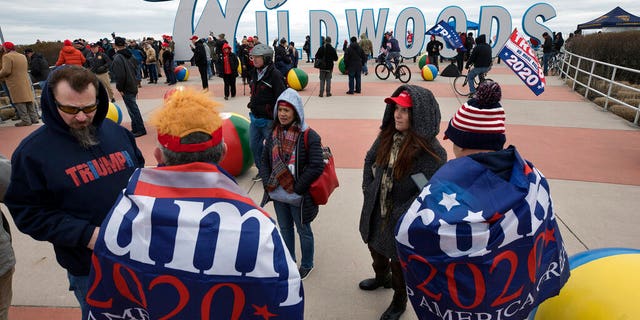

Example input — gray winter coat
[359,85,447,260]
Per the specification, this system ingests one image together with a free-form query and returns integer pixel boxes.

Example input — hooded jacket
[28,52,51,82]
[4,74,145,276]
[466,34,492,68]
[260,88,324,224]
[216,43,239,77]
[359,85,447,259]
[55,45,86,67]
[111,48,138,94]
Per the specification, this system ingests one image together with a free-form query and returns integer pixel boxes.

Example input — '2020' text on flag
[499,28,546,96]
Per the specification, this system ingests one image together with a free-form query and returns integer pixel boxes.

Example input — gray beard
[70,125,99,149]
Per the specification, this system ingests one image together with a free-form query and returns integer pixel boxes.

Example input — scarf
[266,123,301,193]
[380,132,405,219]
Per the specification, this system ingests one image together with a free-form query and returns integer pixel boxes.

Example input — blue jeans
[543,52,552,75]
[67,273,90,320]
[273,201,314,269]
[122,93,146,134]
[467,66,491,94]
[249,116,273,173]
[348,70,361,93]
[385,51,401,70]
[146,63,157,82]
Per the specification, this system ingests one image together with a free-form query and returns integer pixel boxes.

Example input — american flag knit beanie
[444,81,506,151]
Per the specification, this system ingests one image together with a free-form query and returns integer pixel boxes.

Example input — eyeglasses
[55,100,99,115]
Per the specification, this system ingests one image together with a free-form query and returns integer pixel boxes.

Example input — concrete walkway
[1,61,639,319]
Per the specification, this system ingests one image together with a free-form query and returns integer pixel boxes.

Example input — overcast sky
[1,0,639,45]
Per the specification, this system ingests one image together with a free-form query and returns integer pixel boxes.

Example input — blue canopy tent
[448,20,479,30]
[577,6,640,31]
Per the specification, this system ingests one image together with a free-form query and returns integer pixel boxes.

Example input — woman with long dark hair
[359,85,447,320]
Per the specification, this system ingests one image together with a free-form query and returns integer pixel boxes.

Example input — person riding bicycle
[384,32,401,71]
[465,34,492,95]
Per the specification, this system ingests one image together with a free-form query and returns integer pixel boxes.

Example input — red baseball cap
[2,42,14,51]
[189,35,198,41]
[384,90,412,107]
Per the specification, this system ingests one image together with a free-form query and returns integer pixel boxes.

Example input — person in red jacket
[55,39,86,67]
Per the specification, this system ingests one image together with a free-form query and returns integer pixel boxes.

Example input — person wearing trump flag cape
[86,88,303,320]
[396,81,569,320]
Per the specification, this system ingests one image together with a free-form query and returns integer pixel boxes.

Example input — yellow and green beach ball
[106,102,123,124]
[286,68,309,91]
[421,64,438,81]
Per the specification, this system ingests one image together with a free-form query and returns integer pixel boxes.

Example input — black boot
[358,273,392,290]
[379,293,407,320]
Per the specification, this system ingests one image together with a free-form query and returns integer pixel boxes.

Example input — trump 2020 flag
[396,147,569,320]
[426,20,464,51]
[499,28,546,96]
[86,162,303,320]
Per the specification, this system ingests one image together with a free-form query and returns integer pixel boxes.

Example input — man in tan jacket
[0,42,38,126]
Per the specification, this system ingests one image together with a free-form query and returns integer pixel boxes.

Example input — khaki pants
[0,267,14,320]
[14,102,38,124]
[96,72,115,102]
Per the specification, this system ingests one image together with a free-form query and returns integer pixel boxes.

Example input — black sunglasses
[55,99,99,115]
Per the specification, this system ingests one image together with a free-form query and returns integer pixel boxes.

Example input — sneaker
[252,174,262,182]
[326,93,332,97]
[14,121,31,127]
[299,267,313,280]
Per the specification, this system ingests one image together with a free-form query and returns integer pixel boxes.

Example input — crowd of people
[0,31,571,320]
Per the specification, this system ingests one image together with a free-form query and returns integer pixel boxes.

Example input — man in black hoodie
[111,36,147,137]
[5,65,144,320]
[24,48,49,89]
[465,34,492,95]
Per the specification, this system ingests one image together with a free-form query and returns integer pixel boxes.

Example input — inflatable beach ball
[174,66,189,81]
[421,64,438,81]
[531,248,640,320]
[418,54,430,70]
[338,56,346,74]
[286,68,309,91]
[218,112,253,177]
[163,86,185,100]
[106,102,123,124]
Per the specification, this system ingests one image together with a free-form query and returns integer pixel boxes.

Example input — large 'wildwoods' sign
[144,0,557,62]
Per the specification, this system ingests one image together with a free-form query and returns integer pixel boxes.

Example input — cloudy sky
[1,0,639,45]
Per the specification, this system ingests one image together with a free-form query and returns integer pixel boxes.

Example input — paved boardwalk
[1,61,639,319]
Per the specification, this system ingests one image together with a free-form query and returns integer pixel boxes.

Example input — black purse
[313,57,324,69]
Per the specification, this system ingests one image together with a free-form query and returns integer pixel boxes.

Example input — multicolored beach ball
[418,54,430,70]
[338,56,346,74]
[421,64,438,81]
[106,102,123,124]
[218,112,253,176]
[163,86,185,100]
[174,66,189,81]
[286,68,309,91]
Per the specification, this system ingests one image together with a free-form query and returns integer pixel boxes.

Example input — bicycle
[548,51,564,76]
[453,67,493,96]
[375,57,412,83]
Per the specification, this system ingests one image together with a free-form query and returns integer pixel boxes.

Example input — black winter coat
[260,128,324,224]
[248,64,285,119]
[192,41,208,67]
[28,53,50,82]
[314,44,338,71]
[344,42,366,73]
[215,52,239,77]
